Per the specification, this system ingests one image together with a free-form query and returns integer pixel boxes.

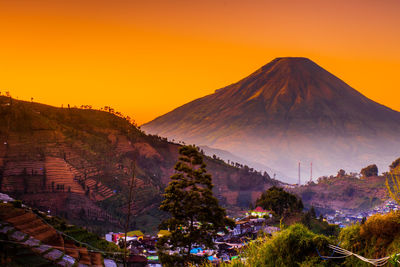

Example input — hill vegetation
[0,95,278,234]
[209,166,400,267]
[291,170,388,214]
[217,210,400,267]
[255,187,339,237]
[256,186,303,217]
[0,200,121,266]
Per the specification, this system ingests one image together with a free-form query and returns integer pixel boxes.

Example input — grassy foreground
[201,211,400,267]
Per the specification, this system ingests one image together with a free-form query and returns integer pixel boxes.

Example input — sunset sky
[0,0,399,125]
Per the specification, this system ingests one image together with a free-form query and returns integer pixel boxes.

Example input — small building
[111,230,145,243]
[127,230,144,241]
[247,206,270,218]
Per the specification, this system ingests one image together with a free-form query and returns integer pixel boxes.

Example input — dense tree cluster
[360,164,378,178]
[255,186,303,217]
[337,169,346,178]
[390,158,400,171]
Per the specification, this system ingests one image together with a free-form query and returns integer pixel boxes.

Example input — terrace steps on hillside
[35,229,64,247]
[7,213,37,225]
[24,223,50,236]
[0,143,6,165]
[2,143,39,160]
[1,175,44,193]
[1,176,25,192]
[5,211,64,247]
[90,252,103,266]
[1,161,45,192]
[45,156,85,194]
[0,206,104,265]
[64,192,119,224]
[64,241,80,258]
[13,217,43,231]
[85,178,114,200]
[3,161,45,176]
[63,152,104,179]
[116,135,134,154]
[77,247,92,265]
[61,146,95,168]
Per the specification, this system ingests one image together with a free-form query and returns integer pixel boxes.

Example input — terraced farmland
[0,203,114,266]
[45,156,85,194]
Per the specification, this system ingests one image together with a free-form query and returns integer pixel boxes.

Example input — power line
[20,213,123,256]
[298,162,301,186]
[319,244,399,266]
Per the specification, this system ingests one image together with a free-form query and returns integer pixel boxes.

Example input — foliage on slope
[256,186,303,217]
[36,211,122,254]
[0,96,277,234]
[338,211,400,266]
[0,200,122,266]
[208,224,334,267]
[292,174,387,214]
[215,211,400,267]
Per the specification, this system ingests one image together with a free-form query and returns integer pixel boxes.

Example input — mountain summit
[142,58,400,181]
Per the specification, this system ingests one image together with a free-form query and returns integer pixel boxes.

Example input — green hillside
[291,174,388,214]
[0,96,278,234]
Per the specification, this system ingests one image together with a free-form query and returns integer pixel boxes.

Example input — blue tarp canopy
[190,247,203,254]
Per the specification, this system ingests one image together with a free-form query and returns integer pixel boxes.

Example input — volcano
[142,57,400,182]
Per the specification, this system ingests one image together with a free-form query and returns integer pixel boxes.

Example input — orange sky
[0,0,399,125]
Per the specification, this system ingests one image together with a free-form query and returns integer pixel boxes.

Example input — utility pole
[298,162,301,186]
[124,161,135,267]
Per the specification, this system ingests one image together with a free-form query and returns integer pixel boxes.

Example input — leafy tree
[255,186,303,217]
[337,169,346,178]
[227,224,331,267]
[360,164,378,178]
[157,145,234,266]
[390,157,400,171]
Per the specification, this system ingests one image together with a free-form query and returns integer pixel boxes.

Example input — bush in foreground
[339,211,400,262]
[210,224,333,267]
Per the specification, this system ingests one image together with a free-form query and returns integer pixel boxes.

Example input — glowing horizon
[0,0,399,125]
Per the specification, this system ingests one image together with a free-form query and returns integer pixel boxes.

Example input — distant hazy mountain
[142,57,400,182]
[199,145,290,182]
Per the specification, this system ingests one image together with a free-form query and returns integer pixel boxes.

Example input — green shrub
[216,224,333,267]
[211,213,400,267]
[360,164,378,178]
[339,212,400,261]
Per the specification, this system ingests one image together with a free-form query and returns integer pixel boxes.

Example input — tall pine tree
[157,145,234,266]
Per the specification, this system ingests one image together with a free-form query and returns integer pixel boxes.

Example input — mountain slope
[290,175,388,214]
[199,145,290,181]
[0,96,278,233]
[0,200,119,266]
[142,57,400,181]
